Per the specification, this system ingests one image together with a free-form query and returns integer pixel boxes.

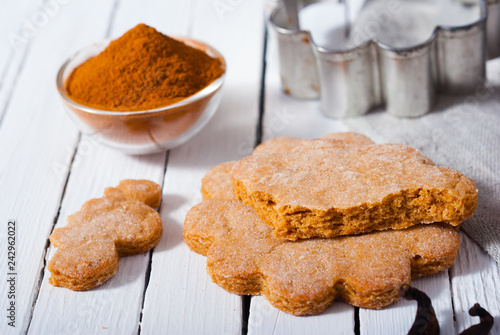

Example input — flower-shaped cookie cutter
[270,0,500,118]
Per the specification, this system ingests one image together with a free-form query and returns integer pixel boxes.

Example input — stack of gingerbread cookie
[183,133,477,316]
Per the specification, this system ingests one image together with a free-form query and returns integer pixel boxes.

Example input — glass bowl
[57,37,226,155]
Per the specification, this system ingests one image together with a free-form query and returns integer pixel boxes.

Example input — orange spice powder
[65,24,224,111]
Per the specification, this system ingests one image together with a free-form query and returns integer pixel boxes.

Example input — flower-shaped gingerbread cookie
[232,137,477,240]
[48,179,162,291]
[183,200,459,316]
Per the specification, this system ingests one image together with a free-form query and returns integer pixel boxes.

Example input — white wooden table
[1,1,499,334]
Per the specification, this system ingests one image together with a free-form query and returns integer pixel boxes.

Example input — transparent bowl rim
[56,36,226,116]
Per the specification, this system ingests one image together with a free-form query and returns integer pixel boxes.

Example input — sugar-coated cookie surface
[202,132,375,202]
[183,200,460,316]
[48,179,163,291]
[252,137,308,155]
[232,137,477,240]
[201,161,236,201]
[201,137,308,201]
[252,132,374,155]
[321,132,374,145]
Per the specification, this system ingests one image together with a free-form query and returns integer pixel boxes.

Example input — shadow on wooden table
[155,193,188,253]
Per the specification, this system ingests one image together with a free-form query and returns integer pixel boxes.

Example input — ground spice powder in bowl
[57,23,226,154]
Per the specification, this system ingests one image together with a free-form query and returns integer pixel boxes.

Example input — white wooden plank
[0,0,34,66]
[29,144,166,334]
[359,272,455,335]
[0,0,35,120]
[139,1,265,333]
[0,1,117,334]
[451,233,500,334]
[248,297,355,335]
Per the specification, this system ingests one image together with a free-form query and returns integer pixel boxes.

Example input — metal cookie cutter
[270,0,500,118]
